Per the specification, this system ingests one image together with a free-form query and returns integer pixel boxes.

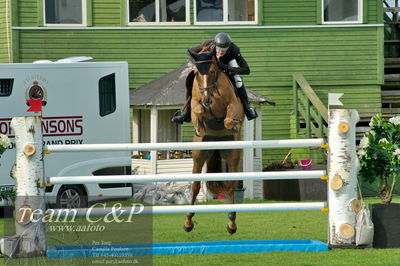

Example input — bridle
[195,59,220,108]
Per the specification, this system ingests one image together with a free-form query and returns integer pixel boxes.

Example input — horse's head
[189,47,219,108]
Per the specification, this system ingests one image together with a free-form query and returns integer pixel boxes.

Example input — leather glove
[217,61,229,71]
[227,67,238,75]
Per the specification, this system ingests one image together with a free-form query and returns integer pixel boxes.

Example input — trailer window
[99,74,116,117]
[0,79,13,97]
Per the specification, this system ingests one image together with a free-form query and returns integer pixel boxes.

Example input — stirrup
[171,109,191,124]
[171,114,185,124]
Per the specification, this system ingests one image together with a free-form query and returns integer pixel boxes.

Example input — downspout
[5,0,11,62]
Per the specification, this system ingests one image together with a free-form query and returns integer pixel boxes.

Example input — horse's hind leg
[224,149,241,234]
[184,181,201,232]
[226,181,237,234]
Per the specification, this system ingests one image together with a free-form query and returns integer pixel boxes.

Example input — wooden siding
[368,0,383,24]
[18,0,38,26]
[92,0,121,27]
[0,0,10,63]
[264,0,317,25]
[16,27,382,86]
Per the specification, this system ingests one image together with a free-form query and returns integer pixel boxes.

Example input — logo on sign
[24,75,48,107]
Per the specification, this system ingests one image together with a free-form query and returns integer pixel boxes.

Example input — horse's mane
[197,46,214,61]
[200,46,211,53]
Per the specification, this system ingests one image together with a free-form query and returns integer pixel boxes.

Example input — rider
[171,32,258,124]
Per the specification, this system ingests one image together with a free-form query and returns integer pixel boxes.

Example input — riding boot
[171,71,195,124]
[237,85,258,121]
[171,99,191,124]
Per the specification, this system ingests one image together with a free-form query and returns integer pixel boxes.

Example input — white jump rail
[49,202,328,217]
[44,138,325,153]
[49,170,326,185]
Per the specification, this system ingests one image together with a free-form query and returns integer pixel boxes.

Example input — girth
[203,116,225,131]
[202,134,235,142]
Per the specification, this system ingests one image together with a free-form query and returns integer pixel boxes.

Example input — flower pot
[371,203,400,248]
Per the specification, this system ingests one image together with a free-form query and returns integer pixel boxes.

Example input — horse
[184,47,245,234]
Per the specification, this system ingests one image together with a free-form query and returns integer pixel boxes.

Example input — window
[0,79,13,97]
[128,0,189,25]
[323,0,362,23]
[44,0,86,26]
[195,0,257,24]
[99,74,116,117]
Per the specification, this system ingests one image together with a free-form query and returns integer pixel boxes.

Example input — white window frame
[321,0,363,24]
[194,0,258,25]
[127,0,190,26]
[43,0,87,27]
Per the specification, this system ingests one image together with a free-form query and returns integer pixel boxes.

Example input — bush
[357,114,400,203]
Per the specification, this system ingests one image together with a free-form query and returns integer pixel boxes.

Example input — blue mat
[47,239,328,258]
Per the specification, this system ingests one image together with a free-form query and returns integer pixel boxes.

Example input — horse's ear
[209,45,216,55]
[188,49,198,61]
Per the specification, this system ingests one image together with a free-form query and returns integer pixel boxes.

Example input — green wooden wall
[4,0,384,164]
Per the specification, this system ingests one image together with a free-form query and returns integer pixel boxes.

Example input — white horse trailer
[0,58,132,207]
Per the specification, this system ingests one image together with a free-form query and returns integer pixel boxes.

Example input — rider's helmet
[214,32,231,51]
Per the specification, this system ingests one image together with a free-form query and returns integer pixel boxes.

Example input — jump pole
[44,138,325,152]
[48,170,326,185]
[47,202,327,217]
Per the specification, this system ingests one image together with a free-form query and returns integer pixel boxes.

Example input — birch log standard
[328,109,360,247]
[0,116,46,257]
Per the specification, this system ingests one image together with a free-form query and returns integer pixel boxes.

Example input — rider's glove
[217,61,229,71]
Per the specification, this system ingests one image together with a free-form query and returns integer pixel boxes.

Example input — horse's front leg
[224,103,243,133]
[184,181,201,232]
[184,149,207,232]
[191,101,206,137]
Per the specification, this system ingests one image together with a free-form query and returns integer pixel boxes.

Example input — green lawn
[1,197,400,266]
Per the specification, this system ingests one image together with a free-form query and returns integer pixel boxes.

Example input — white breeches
[228,59,243,88]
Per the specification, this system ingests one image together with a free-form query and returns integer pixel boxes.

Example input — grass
[1,197,400,265]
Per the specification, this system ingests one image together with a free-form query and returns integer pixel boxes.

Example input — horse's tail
[206,151,225,196]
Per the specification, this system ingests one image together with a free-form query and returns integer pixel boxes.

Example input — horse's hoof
[194,129,201,137]
[227,224,237,235]
[194,128,205,138]
[184,223,194,232]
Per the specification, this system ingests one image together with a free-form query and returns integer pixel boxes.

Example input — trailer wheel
[56,185,88,208]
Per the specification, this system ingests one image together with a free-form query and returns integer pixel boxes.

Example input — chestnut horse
[184,47,244,234]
